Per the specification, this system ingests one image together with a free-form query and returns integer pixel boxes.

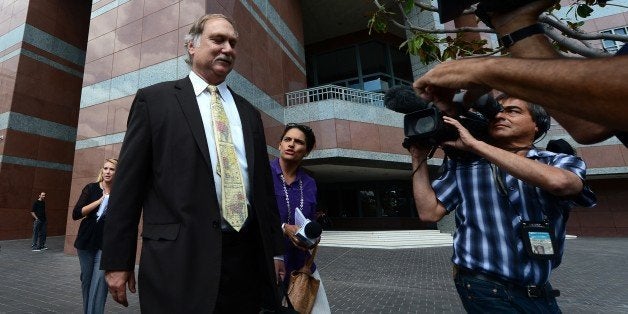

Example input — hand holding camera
[385,85,502,161]
[440,116,483,152]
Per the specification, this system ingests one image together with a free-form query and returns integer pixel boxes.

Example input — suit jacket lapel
[175,78,212,172]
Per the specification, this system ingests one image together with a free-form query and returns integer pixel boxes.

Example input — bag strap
[279,281,295,310]
[303,245,318,269]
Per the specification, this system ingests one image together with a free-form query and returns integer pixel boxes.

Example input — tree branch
[392,19,495,34]
[542,24,610,57]
[540,13,628,42]
[413,0,477,15]
[392,2,494,35]
[605,3,628,10]
[414,1,437,12]
[371,0,626,60]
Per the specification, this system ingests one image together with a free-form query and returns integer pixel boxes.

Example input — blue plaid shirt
[433,148,596,286]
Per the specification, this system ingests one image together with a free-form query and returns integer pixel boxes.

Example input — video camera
[384,86,502,160]
[437,0,548,26]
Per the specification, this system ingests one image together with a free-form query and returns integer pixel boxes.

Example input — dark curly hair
[281,123,316,153]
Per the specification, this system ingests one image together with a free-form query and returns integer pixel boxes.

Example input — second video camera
[384,86,502,160]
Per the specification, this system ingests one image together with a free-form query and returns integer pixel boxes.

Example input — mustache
[215,56,233,63]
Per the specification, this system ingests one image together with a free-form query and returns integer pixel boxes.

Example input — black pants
[214,230,262,313]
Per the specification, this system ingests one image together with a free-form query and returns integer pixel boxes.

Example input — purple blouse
[270,158,318,276]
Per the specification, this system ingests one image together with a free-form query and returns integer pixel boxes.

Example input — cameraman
[414,0,628,144]
[409,94,596,313]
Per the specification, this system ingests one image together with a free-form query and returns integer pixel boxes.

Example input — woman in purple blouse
[270,123,330,312]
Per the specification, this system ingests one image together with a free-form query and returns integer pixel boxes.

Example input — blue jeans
[455,272,561,314]
[78,249,108,314]
[31,219,46,248]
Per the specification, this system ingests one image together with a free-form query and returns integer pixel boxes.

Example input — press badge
[521,221,556,260]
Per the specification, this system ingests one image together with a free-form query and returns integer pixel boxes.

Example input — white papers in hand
[294,207,308,227]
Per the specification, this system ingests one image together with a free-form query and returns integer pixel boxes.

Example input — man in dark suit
[101,14,285,313]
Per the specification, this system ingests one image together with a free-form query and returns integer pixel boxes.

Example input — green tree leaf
[402,0,414,14]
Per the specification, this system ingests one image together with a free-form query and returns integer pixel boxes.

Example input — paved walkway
[1,235,627,313]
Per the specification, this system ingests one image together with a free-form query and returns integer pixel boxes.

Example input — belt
[456,266,560,299]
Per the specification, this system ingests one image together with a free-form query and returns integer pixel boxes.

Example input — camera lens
[413,116,436,134]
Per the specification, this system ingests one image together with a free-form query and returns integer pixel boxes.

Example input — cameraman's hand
[441,116,481,152]
[490,0,555,35]
[408,144,431,160]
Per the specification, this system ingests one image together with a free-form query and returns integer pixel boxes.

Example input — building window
[307,40,413,92]
[381,185,413,217]
[315,47,358,85]
[601,27,627,53]
[359,189,378,217]
[319,181,416,219]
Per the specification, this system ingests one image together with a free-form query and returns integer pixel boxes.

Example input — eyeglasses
[285,123,312,132]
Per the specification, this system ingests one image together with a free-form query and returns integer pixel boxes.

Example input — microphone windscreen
[384,85,430,114]
[304,221,323,239]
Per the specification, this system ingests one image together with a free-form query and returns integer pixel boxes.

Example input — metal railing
[286,84,385,107]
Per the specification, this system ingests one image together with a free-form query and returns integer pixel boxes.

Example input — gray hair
[526,103,550,139]
[184,14,238,65]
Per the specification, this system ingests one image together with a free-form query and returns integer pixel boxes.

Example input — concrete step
[319,230,453,249]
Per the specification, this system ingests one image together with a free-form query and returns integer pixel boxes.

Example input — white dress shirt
[189,71,251,207]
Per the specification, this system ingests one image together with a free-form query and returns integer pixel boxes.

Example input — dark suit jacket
[101,77,285,313]
[73,182,106,251]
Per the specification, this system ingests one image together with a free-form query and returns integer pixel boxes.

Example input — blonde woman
[72,158,117,314]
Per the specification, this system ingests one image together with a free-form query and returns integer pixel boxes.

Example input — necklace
[99,182,109,195]
[280,174,303,224]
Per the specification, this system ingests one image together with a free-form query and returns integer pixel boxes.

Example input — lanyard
[280,174,303,224]
[490,163,548,222]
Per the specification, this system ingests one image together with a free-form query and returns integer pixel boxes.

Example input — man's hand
[413,59,493,107]
[274,259,286,283]
[105,270,136,307]
[441,116,481,152]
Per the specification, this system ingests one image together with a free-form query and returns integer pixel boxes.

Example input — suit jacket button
[212,221,219,229]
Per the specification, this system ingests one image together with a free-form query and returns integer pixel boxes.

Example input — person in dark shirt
[30,192,47,251]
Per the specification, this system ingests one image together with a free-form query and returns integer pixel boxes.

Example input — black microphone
[304,221,322,238]
[295,220,322,248]
[384,85,431,114]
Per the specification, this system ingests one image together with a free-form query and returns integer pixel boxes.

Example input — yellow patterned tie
[208,85,247,231]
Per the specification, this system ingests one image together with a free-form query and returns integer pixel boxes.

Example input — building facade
[0,0,90,240]
[0,1,626,250]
